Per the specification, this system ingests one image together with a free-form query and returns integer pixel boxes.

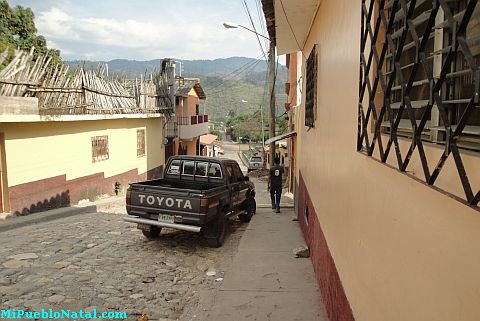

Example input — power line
[254,0,270,51]
[279,0,302,50]
[206,59,263,95]
[203,56,264,93]
[242,0,267,61]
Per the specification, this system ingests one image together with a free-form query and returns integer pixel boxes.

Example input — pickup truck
[124,156,256,247]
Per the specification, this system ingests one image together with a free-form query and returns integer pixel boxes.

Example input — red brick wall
[298,172,355,321]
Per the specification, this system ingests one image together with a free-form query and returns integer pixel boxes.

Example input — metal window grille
[359,0,480,206]
[137,129,146,157]
[92,135,109,163]
[305,44,318,127]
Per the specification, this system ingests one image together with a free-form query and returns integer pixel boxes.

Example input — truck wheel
[141,226,162,239]
[239,198,256,223]
[203,214,226,248]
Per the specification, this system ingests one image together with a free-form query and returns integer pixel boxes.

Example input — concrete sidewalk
[205,207,328,321]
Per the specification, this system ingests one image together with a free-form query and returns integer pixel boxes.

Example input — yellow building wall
[187,88,199,116]
[297,1,480,321]
[2,118,163,186]
[1,117,164,213]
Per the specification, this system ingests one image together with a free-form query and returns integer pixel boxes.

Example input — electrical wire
[279,0,302,50]
[242,0,268,61]
[206,59,264,95]
[203,55,265,93]
[254,0,270,50]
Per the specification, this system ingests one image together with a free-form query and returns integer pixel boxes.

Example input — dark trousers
[270,185,282,209]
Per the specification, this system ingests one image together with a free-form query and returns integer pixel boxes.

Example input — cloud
[34,4,265,61]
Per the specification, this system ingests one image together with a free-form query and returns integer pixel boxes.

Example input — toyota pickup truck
[124,156,256,247]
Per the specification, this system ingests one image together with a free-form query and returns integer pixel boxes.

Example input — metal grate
[305,44,318,128]
[92,135,109,163]
[137,129,146,157]
[358,0,480,206]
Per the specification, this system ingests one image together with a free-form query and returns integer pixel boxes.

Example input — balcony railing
[178,115,208,125]
[177,114,209,140]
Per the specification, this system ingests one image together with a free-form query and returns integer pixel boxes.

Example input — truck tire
[239,197,256,223]
[203,213,226,248]
[141,226,162,239]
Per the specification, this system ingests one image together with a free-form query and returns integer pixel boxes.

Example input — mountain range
[66,57,288,122]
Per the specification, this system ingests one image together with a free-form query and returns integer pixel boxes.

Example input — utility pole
[268,39,276,167]
[260,104,265,150]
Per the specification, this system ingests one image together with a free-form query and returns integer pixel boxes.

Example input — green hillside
[66,57,288,122]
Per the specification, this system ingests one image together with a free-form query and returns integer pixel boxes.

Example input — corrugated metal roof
[265,131,296,145]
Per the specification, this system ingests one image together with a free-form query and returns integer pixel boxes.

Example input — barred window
[377,1,480,148]
[92,135,109,163]
[359,0,480,206]
[305,44,318,128]
[137,129,145,157]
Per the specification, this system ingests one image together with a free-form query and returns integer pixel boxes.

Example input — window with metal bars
[137,129,146,157]
[91,135,109,163]
[380,0,480,150]
[359,0,480,206]
[305,44,318,128]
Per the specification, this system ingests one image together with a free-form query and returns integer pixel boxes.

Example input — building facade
[164,78,208,159]
[0,97,165,215]
[263,1,480,321]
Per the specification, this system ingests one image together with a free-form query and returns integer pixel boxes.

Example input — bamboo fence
[0,48,174,115]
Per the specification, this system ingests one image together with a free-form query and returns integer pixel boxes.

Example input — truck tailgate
[128,187,200,214]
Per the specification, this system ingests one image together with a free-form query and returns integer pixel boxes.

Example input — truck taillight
[126,189,131,205]
[200,198,209,214]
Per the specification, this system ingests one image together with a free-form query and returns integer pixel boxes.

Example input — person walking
[268,157,284,213]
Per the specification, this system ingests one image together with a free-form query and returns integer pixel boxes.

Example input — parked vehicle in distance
[247,156,264,173]
[124,156,256,247]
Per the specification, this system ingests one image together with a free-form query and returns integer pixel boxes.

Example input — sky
[9,0,273,62]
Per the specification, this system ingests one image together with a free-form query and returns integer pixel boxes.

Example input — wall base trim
[9,165,163,215]
[298,172,355,321]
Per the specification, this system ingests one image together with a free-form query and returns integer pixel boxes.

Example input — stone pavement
[203,207,328,321]
[0,204,96,232]
[0,204,247,321]
[0,149,321,321]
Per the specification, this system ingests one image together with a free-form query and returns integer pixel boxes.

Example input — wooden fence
[0,48,174,115]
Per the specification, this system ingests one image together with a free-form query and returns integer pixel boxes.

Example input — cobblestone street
[0,203,248,321]
[0,142,283,321]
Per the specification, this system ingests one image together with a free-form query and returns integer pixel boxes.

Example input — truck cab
[125,156,256,247]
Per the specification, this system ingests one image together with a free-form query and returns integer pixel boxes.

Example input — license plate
[158,214,174,223]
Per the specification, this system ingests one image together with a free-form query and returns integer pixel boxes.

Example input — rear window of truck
[183,161,195,175]
[195,162,208,176]
[167,160,181,174]
[166,160,223,179]
[208,163,222,178]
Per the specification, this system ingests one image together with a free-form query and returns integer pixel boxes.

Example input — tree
[0,0,62,69]
[225,109,269,143]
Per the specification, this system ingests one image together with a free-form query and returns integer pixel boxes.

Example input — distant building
[164,78,208,159]
[199,134,219,157]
